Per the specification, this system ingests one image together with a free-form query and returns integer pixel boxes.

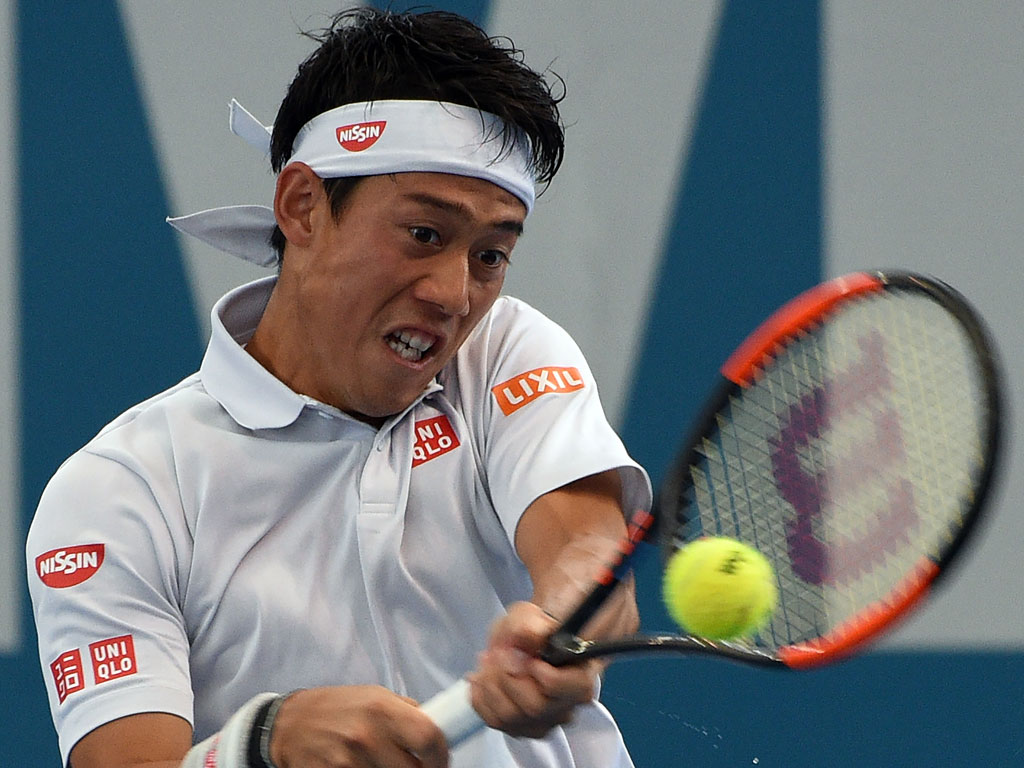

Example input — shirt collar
[200,276,305,429]
[200,276,442,431]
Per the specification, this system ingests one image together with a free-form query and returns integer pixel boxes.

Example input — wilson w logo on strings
[769,330,917,587]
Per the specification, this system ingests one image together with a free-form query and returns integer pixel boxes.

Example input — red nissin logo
[492,366,585,415]
[412,415,460,467]
[336,121,386,151]
[36,544,105,588]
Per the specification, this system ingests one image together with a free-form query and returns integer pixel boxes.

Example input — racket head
[655,270,1002,668]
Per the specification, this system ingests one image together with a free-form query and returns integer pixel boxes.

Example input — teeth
[397,331,433,352]
[388,338,422,361]
[388,331,435,362]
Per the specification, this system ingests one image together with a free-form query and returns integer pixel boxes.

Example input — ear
[274,162,324,250]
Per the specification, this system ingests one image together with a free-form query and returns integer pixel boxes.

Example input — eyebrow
[402,191,525,236]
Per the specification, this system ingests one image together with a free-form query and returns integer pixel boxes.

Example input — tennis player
[27,8,651,768]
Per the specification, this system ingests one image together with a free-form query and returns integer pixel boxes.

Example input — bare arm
[516,468,638,638]
[70,712,192,768]
[69,689,448,768]
[466,469,638,737]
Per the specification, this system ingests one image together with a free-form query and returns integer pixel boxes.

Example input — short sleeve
[26,448,194,765]
[456,297,652,545]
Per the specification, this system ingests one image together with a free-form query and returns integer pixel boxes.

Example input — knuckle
[342,720,378,751]
[519,696,549,720]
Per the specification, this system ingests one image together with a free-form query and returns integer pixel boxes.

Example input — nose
[414,250,471,317]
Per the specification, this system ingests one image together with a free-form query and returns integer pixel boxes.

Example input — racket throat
[541,632,593,666]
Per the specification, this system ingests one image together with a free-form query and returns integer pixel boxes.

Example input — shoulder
[437,295,603,426]
[440,294,596,390]
[457,295,585,370]
[475,294,570,337]
[79,374,211,469]
[30,374,208,529]
[437,295,589,402]
[25,377,215,593]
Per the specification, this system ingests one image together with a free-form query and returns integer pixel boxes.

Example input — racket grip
[420,678,485,747]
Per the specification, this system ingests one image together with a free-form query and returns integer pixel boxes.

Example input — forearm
[464,470,639,738]
[516,469,639,639]
[73,687,448,768]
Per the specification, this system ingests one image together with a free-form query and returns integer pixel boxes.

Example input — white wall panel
[491,1,722,425]
[824,1,1024,647]
[118,1,358,335]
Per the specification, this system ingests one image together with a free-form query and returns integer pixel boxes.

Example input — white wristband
[180,692,280,768]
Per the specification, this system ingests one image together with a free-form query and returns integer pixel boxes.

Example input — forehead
[389,172,523,205]
[349,172,527,230]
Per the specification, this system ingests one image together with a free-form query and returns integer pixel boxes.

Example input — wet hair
[268,7,565,260]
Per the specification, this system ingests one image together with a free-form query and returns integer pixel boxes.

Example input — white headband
[167,100,536,267]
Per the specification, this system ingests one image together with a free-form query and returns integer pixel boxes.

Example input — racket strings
[669,289,989,652]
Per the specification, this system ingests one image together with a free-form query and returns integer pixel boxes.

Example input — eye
[410,226,441,246]
[476,249,510,269]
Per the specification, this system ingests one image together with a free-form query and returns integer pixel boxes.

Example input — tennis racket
[422,269,1002,746]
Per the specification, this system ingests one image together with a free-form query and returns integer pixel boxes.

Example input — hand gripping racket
[422,270,1003,746]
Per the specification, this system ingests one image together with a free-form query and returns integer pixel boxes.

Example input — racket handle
[420,678,485,747]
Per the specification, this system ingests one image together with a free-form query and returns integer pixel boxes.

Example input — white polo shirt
[27,276,651,767]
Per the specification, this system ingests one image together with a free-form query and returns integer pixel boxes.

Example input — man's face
[268,171,526,423]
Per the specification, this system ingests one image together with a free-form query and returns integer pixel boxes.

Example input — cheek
[303,253,397,314]
[455,289,502,339]
[471,274,505,303]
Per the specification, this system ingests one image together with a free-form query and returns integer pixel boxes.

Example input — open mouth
[386,330,436,363]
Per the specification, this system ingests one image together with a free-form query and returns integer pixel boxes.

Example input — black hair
[268,7,565,261]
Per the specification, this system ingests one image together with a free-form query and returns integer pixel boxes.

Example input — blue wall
[9,2,202,764]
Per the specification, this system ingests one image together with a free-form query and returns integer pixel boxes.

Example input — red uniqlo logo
[491,366,585,415]
[89,634,138,684]
[412,415,460,467]
[50,649,85,704]
[336,121,386,151]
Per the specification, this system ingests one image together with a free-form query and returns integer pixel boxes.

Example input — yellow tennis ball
[663,537,778,640]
